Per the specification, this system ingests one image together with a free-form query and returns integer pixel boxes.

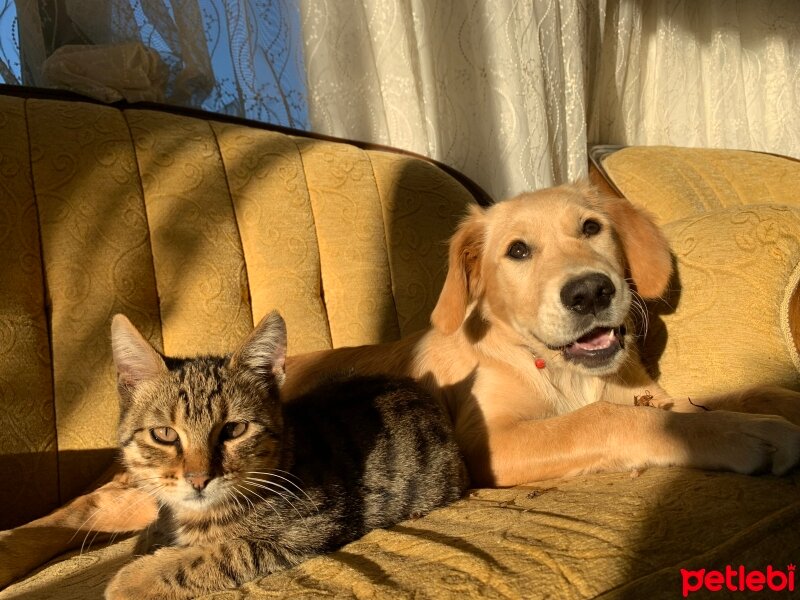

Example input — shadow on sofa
[0,449,119,531]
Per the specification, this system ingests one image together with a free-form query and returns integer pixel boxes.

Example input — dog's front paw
[708,412,800,476]
[0,529,25,589]
[0,527,62,590]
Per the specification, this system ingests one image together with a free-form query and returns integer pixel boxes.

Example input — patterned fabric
[5,469,800,599]
[651,206,800,397]
[0,96,58,527]
[602,146,800,223]
[589,1,800,158]
[299,0,590,200]
[0,93,473,529]
[5,1,800,201]
[7,0,307,127]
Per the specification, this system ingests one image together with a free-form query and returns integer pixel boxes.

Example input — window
[0,0,308,129]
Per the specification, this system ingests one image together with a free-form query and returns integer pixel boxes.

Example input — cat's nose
[185,472,211,491]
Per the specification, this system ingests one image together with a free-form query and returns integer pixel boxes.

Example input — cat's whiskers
[245,475,306,504]
[245,477,316,516]
[243,478,309,521]
[237,482,284,521]
[71,504,108,550]
[74,480,157,550]
[229,485,253,512]
[219,488,247,521]
[72,481,150,547]
[253,467,304,487]
[246,471,317,510]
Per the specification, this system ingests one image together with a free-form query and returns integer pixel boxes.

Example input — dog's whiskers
[627,288,650,341]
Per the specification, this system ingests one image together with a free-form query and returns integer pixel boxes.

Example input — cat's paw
[105,559,148,600]
[105,554,181,600]
[105,546,214,600]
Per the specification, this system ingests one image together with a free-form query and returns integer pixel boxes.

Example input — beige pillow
[642,205,800,397]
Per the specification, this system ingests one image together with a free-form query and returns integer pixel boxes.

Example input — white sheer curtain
[7,0,308,126]
[299,0,590,201]
[589,0,800,159]
[300,0,800,200]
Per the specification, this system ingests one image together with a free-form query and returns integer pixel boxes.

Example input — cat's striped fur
[106,311,468,600]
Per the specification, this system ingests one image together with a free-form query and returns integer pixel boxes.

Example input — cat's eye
[506,240,531,260]
[150,427,178,444]
[582,219,602,237]
[221,421,248,441]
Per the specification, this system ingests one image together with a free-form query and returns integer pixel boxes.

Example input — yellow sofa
[1,88,799,599]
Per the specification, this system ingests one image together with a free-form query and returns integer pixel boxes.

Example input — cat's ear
[111,314,167,403]
[230,310,287,388]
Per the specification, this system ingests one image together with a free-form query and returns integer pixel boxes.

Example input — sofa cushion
[645,205,800,396]
[5,469,799,599]
[600,146,800,223]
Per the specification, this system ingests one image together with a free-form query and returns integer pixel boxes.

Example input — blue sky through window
[0,0,19,84]
[0,0,308,129]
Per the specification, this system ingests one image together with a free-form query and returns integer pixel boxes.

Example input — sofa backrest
[0,90,482,527]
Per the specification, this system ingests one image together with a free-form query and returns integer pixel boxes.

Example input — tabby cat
[105,311,468,600]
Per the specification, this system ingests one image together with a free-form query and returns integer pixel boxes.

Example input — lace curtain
[589,0,800,160]
[2,0,799,199]
[301,0,800,199]
[4,0,308,127]
[299,0,590,201]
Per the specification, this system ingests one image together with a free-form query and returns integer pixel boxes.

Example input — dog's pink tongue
[573,328,614,351]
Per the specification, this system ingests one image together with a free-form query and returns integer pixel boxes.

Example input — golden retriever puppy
[287,182,800,486]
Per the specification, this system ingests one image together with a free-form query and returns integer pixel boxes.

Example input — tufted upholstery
[602,146,800,223]
[0,91,477,529]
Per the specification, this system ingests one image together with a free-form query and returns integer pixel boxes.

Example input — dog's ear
[600,193,672,299]
[431,208,486,334]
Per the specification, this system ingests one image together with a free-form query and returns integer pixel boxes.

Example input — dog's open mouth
[561,325,625,366]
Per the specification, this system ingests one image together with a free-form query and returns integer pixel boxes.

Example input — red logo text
[681,565,795,596]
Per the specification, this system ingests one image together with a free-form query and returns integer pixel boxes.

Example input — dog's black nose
[560,273,616,315]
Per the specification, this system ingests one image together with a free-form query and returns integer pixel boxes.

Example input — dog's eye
[151,427,179,445]
[582,219,602,237]
[506,240,531,260]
